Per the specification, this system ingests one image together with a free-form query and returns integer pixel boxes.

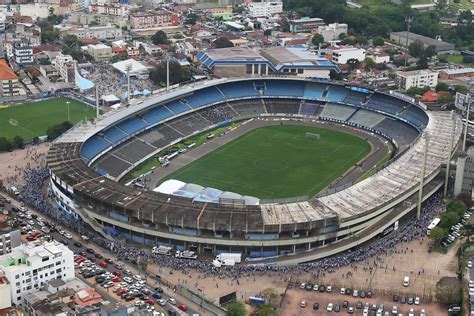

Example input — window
[55,261,60,266]
[15,274,19,279]
[297,69,304,74]
[16,289,20,294]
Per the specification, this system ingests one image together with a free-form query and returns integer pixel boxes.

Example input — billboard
[219,291,237,306]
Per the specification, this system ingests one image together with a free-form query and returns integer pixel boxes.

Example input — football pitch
[161,125,371,199]
[0,97,96,141]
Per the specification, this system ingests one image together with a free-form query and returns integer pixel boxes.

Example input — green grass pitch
[0,97,96,141]
[160,125,371,199]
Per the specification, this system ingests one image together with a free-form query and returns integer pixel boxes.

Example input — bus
[427,217,441,235]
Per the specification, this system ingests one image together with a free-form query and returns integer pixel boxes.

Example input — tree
[424,45,437,58]
[151,30,168,45]
[463,56,474,64]
[225,300,245,316]
[12,136,23,148]
[213,37,234,48]
[185,12,197,24]
[347,58,361,70]
[373,36,385,46]
[0,137,12,151]
[435,277,461,305]
[364,57,375,72]
[436,82,449,92]
[46,121,73,140]
[429,227,446,241]
[63,34,80,47]
[355,36,368,45]
[257,304,277,316]
[439,212,460,229]
[416,56,428,69]
[454,84,468,93]
[149,60,191,86]
[409,41,424,58]
[311,33,325,47]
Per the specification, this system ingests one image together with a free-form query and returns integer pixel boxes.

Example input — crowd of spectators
[19,167,443,281]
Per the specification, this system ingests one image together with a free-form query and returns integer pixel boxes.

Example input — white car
[340,287,346,294]
[168,298,177,305]
[300,300,307,308]
[299,283,306,289]
[157,299,166,306]
[133,275,142,281]
[419,309,426,316]
[123,277,133,283]
[363,308,369,316]
[27,220,34,225]
[326,285,332,292]
[64,233,72,239]
[468,260,473,268]
[326,303,333,312]
[414,297,420,305]
[408,308,415,316]
[392,306,398,314]
[352,289,358,297]
[37,221,45,227]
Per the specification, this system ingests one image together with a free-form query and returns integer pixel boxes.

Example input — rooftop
[391,31,454,48]
[396,69,438,76]
[440,67,474,75]
[0,59,17,81]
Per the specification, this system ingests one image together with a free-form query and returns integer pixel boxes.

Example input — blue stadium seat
[142,106,174,124]
[185,87,226,108]
[165,100,190,114]
[80,135,111,161]
[398,105,428,128]
[218,81,259,99]
[264,80,305,97]
[365,94,405,115]
[325,86,349,102]
[303,82,325,99]
[116,117,147,135]
[103,126,128,143]
[343,91,366,106]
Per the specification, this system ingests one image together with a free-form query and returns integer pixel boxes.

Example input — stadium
[47,78,462,265]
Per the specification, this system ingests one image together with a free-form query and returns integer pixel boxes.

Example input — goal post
[305,132,320,140]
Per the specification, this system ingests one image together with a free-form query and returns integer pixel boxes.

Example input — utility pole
[95,84,100,119]
[66,101,70,122]
[462,94,471,152]
[166,57,170,92]
[404,16,413,72]
[444,111,455,196]
[417,134,429,219]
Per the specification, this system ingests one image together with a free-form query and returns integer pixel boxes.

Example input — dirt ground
[0,142,48,188]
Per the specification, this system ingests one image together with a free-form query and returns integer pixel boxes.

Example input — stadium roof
[112,59,150,77]
[197,46,339,72]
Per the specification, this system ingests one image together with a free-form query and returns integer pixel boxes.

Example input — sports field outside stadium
[160,125,372,199]
[0,97,96,141]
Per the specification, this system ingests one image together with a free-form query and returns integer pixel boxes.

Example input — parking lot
[280,286,446,316]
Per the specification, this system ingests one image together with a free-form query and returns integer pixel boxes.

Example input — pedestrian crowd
[19,167,444,282]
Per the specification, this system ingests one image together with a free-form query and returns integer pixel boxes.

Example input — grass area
[120,121,245,184]
[159,125,371,199]
[450,0,474,11]
[0,97,96,141]
[446,55,474,67]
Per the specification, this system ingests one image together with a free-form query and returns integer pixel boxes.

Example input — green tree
[373,36,385,46]
[257,304,277,316]
[225,300,245,316]
[12,136,24,148]
[409,41,425,58]
[439,212,460,229]
[463,56,474,64]
[151,30,168,45]
[213,37,234,48]
[429,227,446,241]
[46,121,73,140]
[424,45,437,58]
[149,60,191,86]
[364,57,375,72]
[416,56,428,69]
[454,84,468,93]
[0,137,12,151]
[355,36,368,45]
[311,33,325,47]
[280,18,290,32]
[63,34,80,47]
[436,82,449,92]
[185,13,198,25]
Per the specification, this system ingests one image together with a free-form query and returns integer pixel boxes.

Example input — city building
[89,0,130,17]
[112,59,150,79]
[318,23,348,42]
[53,54,76,83]
[454,147,474,197]
[366,52,390,64]
[13,38,33,66]
[331,47,366,64]
[0,241,75,305]
[0,227,21,255]
[197,46,340,78]
[289,17,325,33]
[55,24,122,40]
[247,0,283,17]
[0,272,11,310]
[206,6,233,20]
[396,69,438,90]
[130,10,179,30]
[86,44,112,62]
[19,3,50,19]
[439,67,474,79]
[390,31,455,55]
[0,59,20,97]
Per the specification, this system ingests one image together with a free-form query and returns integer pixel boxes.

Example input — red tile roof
[0,59,17,81]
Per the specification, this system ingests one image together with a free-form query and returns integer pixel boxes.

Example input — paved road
[1,193,204,316]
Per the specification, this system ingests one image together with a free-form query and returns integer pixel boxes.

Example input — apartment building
[247,0,283,17]
[0,59,19,98]
[331,47,366,64]
[0,241,74,305]
[13,38,33,66]
[53,54,76,83]
[130,11,179,30]
[87,44,112,62]
[396,69,438,90]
